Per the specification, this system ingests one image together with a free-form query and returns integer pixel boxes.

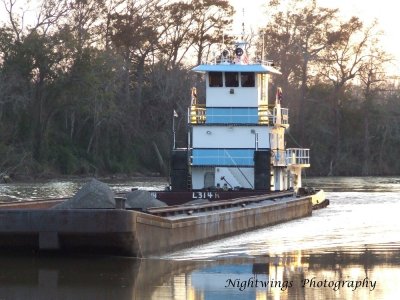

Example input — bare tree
[318,18,379,175]
[158,1,196,68]
[261,0,339,141]
[358,41,392,175]
[189,0,234,65]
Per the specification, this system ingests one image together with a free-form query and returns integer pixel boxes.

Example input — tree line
[0,0,399,179]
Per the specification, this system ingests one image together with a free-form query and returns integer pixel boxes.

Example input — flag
[276,87,283,103]
[191,87,198,105]
[173,110,178,118]
[242,53,249,64]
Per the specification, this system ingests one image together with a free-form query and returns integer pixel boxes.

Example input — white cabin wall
[191,167,254,189]
[192,168,214,189]
[272,167,288,191]
[274,168,281,191]
[192,126,271,149]
[206,88,258,107]
[270,127,285,150]
[215,167,254,189]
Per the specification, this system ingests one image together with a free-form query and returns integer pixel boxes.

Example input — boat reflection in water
[0,245,398,300]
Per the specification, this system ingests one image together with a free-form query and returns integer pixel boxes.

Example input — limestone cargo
[0,185,312,257]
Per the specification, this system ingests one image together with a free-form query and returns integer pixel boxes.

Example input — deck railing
[279,108,289,126]
[189,104,206,124]
[286,148,310,166]
[259,105,289,126]
[189,104,288,126]
[258,104,275,125]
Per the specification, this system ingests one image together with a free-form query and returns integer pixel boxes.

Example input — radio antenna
[241,8,245,40]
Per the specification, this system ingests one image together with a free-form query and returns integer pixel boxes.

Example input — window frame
[208,71,223,87]
[225,72,239,87]
[240,72,255,87]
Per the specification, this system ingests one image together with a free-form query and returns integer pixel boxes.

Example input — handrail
[258,104,275,125]
[258,105,289,126]
[279,108,289,125]
[286,148,310,165]
[189,104,206,124]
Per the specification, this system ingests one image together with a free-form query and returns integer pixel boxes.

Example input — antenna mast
[241,8,245,40]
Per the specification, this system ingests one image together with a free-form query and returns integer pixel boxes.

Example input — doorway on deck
[204,171,215,189]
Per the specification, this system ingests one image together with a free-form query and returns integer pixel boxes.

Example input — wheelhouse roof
[192,63,281,75]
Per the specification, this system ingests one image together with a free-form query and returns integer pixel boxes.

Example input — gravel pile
[53,178,115,209]
[125,190,167,210]
[52,179,168,210]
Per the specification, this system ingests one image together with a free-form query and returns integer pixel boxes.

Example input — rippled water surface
[0,176,399,299]
[0,177,167,201]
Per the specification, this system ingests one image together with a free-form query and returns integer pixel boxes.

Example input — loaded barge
[0,192,312,257]
[0,40,327,257]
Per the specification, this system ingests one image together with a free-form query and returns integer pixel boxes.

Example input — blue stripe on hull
[192,149,257,166]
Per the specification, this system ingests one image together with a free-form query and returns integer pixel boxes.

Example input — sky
[230,0,400,75]
[0,0,399,74]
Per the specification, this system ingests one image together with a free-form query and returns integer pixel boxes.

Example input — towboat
[152,40,328,209]
[0,38,328,257]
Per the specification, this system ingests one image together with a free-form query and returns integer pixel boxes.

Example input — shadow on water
[0,245,399,300]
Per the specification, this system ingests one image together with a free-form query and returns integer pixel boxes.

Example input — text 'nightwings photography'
[225,277,377,292]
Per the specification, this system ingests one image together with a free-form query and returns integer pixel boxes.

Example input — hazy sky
[230,0,399,75]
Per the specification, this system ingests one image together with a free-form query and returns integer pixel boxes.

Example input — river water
[0,177,399,300]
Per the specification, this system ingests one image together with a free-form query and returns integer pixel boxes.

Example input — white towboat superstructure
[181,43,309,193]
[153,39,328,209]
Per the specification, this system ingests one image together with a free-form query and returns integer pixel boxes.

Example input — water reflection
[0,246,398,300]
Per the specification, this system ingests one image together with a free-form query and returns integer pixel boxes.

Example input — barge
[0,192,312,257]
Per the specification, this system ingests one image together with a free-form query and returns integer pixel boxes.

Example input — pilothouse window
[209,72,223,87]
[241,72,255,87]
[225,72,239,87]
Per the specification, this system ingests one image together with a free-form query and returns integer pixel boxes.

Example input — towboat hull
[151,188,329,210]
